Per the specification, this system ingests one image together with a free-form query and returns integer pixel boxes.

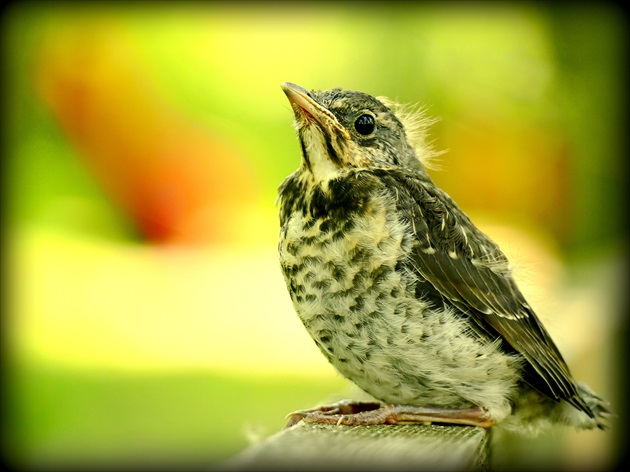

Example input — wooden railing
[223,422,489,471]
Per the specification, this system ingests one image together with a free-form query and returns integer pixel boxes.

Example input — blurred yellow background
[2,2,627,470]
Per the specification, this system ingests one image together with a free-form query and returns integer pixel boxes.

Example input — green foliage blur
[2,2,627,470]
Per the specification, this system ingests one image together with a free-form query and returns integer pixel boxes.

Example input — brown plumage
[277,82,612,433]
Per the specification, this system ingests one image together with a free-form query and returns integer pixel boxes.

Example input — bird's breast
[279,188,413,324]
[278,187,420,383]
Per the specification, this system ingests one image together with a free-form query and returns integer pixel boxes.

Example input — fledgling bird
[277,82,612,434]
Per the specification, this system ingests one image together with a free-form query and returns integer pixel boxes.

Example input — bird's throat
[299,124,342,182]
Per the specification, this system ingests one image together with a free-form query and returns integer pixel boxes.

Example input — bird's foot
[285,402,494,429]
[285,399,381,428]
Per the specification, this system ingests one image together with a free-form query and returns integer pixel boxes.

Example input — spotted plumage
[277,82,612,433]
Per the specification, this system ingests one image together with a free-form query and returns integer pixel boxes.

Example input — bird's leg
[383,405,495,428]
[286,403,494,429]
[285,399,382,428]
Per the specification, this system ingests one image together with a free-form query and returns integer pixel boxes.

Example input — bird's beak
[281,82,350,138]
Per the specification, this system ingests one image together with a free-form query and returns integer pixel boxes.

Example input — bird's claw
[284,403,495,429]
[284,400,382,428]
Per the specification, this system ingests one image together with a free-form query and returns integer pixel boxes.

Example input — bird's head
[281,82,438,182]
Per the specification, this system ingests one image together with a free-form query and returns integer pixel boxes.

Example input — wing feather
[375,169,593,416]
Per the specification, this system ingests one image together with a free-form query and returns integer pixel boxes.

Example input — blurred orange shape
[35,19,258,244]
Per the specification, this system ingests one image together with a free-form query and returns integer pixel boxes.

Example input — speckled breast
[278,186,430,403]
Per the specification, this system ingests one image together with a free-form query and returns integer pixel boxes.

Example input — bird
[276,82,612,435]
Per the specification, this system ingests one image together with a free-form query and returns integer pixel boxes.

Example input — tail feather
[498,382,613,435]
[577,382,614,431]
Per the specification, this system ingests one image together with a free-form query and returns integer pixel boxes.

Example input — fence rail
[223,421,489,471]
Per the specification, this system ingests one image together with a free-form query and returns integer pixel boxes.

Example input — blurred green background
[2,2,627,470]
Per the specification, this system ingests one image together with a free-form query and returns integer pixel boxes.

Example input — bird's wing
[379,170,592,415]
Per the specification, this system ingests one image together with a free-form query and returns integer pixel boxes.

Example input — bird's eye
[354,114,376,136]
